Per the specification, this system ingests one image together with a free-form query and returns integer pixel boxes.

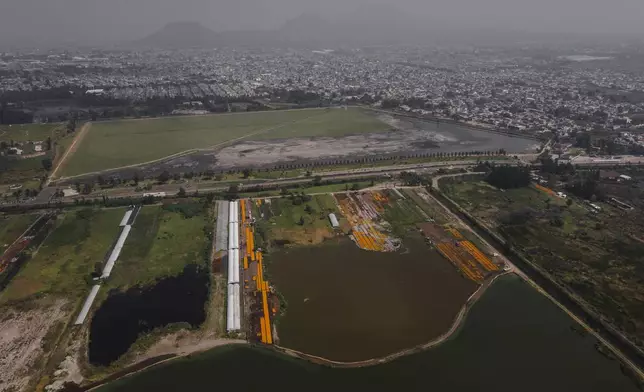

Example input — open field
[254,194,344,246]
[58,108,389,177]
[0,123,62,142]
[106,203,210,289]
[0,208,124,304]
[442,179,644,351]
[250,108,390,140]
[0,153,51,185]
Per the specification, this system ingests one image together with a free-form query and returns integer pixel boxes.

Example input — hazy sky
[1,0,642,46]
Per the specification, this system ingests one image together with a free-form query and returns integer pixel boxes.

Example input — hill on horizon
[136,21,220,48]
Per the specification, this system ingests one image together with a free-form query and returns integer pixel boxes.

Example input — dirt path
[53,112,328,184]
[48,123,91,185]
[274,273,507,368]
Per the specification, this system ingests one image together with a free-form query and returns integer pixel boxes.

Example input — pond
[269,236,477,361]
[88,264,209,365]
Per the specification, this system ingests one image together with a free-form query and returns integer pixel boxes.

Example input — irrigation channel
[94,275,642,392]
[74,206,141,325]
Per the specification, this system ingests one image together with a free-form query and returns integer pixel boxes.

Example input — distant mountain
[137,22,219,48]
[134,13,576,50]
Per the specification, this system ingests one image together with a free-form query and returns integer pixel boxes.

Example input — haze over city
[1,0,644,46]
[2,0,644,391]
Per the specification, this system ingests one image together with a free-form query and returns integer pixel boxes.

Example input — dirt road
[48,122,91,185]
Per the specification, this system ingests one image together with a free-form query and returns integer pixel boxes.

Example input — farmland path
[47,122,91,185]
[52,111,327,184]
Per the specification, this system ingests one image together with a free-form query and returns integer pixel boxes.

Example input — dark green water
[269,237,477,361]
[97,275,641,392]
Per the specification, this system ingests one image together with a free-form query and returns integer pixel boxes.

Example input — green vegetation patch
[250,108,390,140]
[443,180,644,350]
[271,194,336,230]
[0,153,52,185]
[0,123,62,142]
[107,204,209,288]
[0,214,39,254]
[0,208,124,304]
[255,193,341,247]
[382,194,428,236]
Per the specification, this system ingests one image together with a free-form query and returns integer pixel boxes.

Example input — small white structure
[119,210,133,227]
[34,145,43,152]
[63,188,79,197]
[101,225,132,278]
[74,285,101,325]
[619,174,632,181]
[328,213,339,228]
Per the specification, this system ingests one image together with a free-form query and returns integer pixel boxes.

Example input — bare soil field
[0,299,68,392]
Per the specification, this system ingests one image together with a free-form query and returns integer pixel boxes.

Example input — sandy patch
[0,299,68,392]
[133,332,245,364]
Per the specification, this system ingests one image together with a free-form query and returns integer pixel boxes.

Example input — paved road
[55,159,508,202]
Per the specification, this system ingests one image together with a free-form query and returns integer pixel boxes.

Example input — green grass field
[0,214,39,254]
[106,204,209,289]
[0,209,124,304]
[0,154,51,186]
[250,108,389,140]
[0,123,62,142]
[59,108,389,177]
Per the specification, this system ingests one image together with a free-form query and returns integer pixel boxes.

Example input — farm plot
[334,191,400,252]
[0,209,124,304]
[420,224,499,283]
